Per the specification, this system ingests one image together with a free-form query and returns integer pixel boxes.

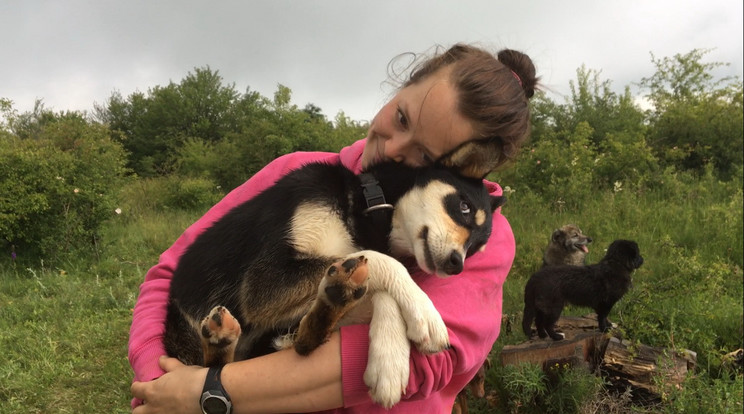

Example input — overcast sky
[1,0,742,123]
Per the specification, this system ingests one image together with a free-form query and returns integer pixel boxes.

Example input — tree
[515,68,655,198]
[640,49,743,178]
[95,67,243,176]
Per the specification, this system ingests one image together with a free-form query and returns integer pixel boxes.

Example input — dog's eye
[460,201,471,215]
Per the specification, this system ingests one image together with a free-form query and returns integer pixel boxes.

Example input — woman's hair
[399,43,539,169]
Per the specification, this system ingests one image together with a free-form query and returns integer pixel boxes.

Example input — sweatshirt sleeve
[339,182,514,406]
[128,151,339,385]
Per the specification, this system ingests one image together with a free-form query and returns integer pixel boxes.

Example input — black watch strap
[201,365,232,414]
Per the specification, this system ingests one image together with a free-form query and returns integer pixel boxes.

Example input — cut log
[500,315,608,370]
[600,336,697,405]
[499,314,697,406]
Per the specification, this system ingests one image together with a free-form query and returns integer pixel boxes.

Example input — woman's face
[361,69,475,169]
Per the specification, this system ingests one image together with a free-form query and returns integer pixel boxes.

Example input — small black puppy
[522,239,643,340]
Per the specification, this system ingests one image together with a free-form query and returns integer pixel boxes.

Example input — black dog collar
[359,173,394,215]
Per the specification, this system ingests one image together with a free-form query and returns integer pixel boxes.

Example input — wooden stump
[500,314,697,406]
[601,336,697,405]
[501,315,608,370]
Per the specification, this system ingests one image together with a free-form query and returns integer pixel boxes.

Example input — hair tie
[510,70,523,87]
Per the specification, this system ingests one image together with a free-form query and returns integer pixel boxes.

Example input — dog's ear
[490,195,506,212]
[551,229,564,243]
[437,140,501,179]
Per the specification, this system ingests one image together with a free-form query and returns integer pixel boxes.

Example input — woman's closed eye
[396,107,408,130]
[419,149,434,165]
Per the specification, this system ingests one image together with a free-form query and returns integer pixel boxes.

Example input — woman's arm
[131,333,344,414]
[224,333,344,413]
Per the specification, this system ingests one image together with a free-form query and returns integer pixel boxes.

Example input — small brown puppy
[543,224,593,266]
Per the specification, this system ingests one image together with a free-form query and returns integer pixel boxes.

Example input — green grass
[0,207,200,413]
[0,266,134,413]
[1,173,742,413]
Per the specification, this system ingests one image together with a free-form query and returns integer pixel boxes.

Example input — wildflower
[73,188,80,194]
[503,186,515,195]
[613,181,623,192]
[536,160,541,165]
[115,208,122,215]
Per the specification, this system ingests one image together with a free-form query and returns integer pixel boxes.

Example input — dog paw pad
[321,256,369,307]
[200,306,241,347]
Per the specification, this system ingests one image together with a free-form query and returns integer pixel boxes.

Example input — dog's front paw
[293,256,369,355]
[404,300,450,354]
[200,306,241,365]
[364,333,410,408]
[318,256,369,308]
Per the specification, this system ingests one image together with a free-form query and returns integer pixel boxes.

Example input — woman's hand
[131,356,207,414]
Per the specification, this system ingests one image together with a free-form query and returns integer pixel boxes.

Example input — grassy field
[1,174,742,413]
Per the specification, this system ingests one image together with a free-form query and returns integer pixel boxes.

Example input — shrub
[117,175,223,218]
[0,118,128,263]
[161,175,223,211]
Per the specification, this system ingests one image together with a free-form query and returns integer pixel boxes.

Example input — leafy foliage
[640,49,744,179]
[95,67,368,188]
[0,107,128,262]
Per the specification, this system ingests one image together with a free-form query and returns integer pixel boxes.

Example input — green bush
[0,118,128,263]
[161,175,223,211]
[117,175,223,218]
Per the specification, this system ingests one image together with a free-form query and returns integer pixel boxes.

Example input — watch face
[203,395,228,414]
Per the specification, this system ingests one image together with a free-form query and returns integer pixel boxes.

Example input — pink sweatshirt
[128,139,514,412]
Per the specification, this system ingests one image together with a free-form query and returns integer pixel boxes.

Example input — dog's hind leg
[200,306,242,366]
[522,304,536,338]
[292,256,369,356]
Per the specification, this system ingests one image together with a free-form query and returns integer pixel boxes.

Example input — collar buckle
[359,173,394,215]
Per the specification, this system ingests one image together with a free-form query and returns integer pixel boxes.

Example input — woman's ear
[437,140,501,179]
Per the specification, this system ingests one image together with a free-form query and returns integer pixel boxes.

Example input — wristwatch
[200,365,232,414]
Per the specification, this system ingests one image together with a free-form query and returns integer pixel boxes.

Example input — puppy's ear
[551,229,564,243]
[490,195,506,212]
[437,140,501,179]
[634,255,644,269]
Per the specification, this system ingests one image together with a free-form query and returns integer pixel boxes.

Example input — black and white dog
[164,141,504,407]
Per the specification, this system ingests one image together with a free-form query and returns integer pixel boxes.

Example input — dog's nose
[443,251,464,275]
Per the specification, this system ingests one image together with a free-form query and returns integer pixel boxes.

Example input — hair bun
[498,49,539,99]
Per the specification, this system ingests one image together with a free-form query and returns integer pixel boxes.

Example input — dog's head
[552,224,592,253]
[605,239,644,271]
[388,167,504,277]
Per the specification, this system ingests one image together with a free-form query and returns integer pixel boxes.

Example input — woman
[130,43,538,413]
